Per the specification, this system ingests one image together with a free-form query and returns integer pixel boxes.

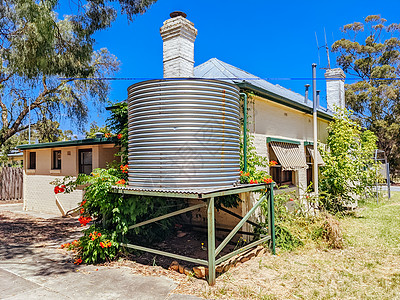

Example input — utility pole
[28,99,31,145]
[312,63,318,196]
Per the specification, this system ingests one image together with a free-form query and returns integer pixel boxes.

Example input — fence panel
[0,167,23,201]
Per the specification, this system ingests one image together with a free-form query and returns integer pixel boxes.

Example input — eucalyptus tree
[331,15,400,173]
[0,0,156,148]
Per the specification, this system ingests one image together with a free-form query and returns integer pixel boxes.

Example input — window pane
[29,152,36,169]
[83,151,92,165]
[53,151,61,169]
[79,149,92,175]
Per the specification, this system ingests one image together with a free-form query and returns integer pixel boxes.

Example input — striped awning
[270,141,308,170]
[306,146,325,166]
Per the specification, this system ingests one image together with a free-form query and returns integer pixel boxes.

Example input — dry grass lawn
[170,192,400,299]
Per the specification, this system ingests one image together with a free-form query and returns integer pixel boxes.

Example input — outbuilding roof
[17,137,116,150]
[193,58,333,120]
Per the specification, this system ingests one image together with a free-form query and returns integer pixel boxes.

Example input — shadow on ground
[0,211,81,277]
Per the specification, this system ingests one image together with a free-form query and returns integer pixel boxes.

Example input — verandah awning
[306,146,325,166]
[270,141,308,170]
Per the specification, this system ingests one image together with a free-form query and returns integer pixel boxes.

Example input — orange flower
[120,164,128,174]
[269,160,278,167]
[80,200,86,207]
[80,208,85,214]
[104,133,111,138]
[263,177,273,184]
[116,179,126,185]
[74,258,82,265]
[97,233,101,237]
[61,242,70,249]
[117,133,122,139]
[79,216,92,226]
[100,242,105,248]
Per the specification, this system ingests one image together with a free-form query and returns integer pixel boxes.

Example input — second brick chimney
[325,68,346,111]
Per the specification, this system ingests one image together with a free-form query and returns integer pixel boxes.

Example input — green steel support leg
[268,183,276,255]
[207,197,216,285]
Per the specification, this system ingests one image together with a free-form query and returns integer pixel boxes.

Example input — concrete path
[0,204,201,299]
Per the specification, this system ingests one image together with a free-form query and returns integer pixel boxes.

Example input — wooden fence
[0,167,23,201]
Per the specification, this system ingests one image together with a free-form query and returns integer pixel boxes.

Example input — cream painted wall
[23,144,119,214]
[244,95,331,198]
[24,144,119,177]
[249,95,329,142]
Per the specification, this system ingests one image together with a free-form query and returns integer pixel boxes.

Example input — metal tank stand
[113,183,275,286]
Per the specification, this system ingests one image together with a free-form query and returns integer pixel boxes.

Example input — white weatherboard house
[18,12,345,216]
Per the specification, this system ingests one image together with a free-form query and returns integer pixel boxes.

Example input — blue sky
[60,0,400,133]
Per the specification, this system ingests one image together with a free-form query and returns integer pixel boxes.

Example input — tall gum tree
[0,0,157,149]
[331,15,400,174]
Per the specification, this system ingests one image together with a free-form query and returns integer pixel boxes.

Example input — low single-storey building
[17,137,119,214]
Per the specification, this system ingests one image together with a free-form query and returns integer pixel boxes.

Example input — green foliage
[107,102,128,164]
[85,122,109,138]
[332,15,400,175]
[79,226,119,264]
[240,134,271,183]
[0,0,158,151]
[59,167,183,264]
[258,189,343,251]
[319,108,380,212]
[239,93,272,184]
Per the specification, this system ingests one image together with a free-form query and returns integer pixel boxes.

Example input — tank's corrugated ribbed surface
[127,79,240,190]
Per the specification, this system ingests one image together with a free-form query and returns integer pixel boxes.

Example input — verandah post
[207,197,216,285]
[268,183,276,255]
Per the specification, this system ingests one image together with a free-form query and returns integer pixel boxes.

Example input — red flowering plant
[78,226,118,264]
[50,176,80,195]
[239,135,273,185]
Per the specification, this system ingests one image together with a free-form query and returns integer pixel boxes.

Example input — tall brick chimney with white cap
[324,68,346,111]
[160,11,198,78]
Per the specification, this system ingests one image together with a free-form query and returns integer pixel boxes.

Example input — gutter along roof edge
[17,137,117,150]
[237,82,333,122]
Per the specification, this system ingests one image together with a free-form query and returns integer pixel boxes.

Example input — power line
[59,77,400,81]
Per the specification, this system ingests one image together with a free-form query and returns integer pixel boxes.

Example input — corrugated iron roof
[17,137,116,150]
[113,183,269,198]
[194,58,333,118]
[270,141,308,170]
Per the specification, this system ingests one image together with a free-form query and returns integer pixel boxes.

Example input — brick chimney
[160,12,198,78]
[324,68,346,111]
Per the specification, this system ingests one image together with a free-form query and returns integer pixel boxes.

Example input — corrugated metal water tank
[127,79,240,190]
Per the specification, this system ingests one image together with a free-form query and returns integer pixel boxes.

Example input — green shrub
[319,108,381,212]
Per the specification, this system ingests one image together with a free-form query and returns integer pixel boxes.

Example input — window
[29,152,36,169]
[267,140,307,187]
[53,150,61,170]
[79,149,92,175]
[270,163,294,186]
